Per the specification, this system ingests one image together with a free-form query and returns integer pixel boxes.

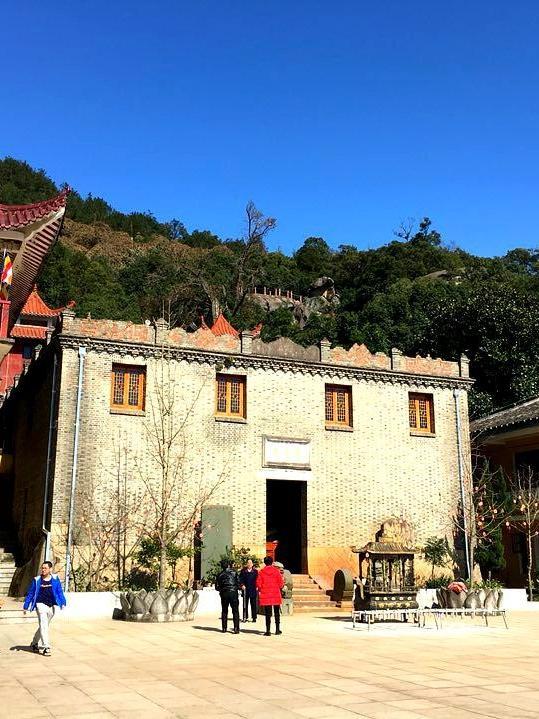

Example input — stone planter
[119,588,199,622]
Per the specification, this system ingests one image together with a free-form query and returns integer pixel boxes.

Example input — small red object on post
[265,540,278,561]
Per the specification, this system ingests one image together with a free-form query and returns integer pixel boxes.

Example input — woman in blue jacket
[23,561,66,656]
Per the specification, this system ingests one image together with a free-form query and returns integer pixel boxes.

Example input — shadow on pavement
[192,626,263,635]
[10,645,37,653]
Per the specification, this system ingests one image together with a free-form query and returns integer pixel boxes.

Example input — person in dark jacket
[239,559,258,622]
[215,559,240,633]
[256,556,285,636]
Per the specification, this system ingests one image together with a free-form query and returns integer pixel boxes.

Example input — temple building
[472,400,539,587]
[0,287,72,395]
[0,192,68,592]
[0,304,473,595]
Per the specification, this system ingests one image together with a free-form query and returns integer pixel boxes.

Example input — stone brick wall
[46,319,472,587]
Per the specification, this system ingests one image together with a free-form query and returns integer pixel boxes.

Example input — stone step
[293,605,348,613]
[293,584,326,592]
[0,609,34,624]
[294,594,328,600]
[290,575,340,612]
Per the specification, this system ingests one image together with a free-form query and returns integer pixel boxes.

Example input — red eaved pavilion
[0,287,74,394]
[0,190,69,392]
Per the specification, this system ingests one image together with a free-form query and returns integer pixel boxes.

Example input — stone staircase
[0,530,29,625]
[291,574,344,612]
[0,531,18,598]
[0,597,32,624]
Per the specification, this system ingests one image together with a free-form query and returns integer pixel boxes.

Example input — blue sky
[2,2,539,256]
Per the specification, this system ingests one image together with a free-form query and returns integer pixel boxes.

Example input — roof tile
[0,189,69,229]
[11,325,47,340]
[210,314,239,337]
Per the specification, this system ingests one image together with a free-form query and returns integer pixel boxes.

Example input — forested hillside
[2,156,539,418]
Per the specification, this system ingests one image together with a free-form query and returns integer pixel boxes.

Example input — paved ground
[1,609,538,719]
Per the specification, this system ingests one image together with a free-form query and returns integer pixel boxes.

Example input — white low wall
[54,586,533,620]
[58,592,122,620]
[195,587,222,616]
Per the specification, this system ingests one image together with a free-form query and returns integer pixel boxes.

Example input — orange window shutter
[216,376,227,413]
[127,371,140,407]
[408,396,418,428]
[336,389,347,423]
[325,387,334,422]
[418,396,429,429]
[230,377,240,414]
[113,370,124,405]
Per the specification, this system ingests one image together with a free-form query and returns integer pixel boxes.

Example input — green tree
[0,157,58,203]
[294,237,333,285]
[423,537,451,579]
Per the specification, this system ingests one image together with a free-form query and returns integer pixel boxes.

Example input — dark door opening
[266,479,307,574]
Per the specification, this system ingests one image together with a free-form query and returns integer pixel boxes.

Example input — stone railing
[436,587,503,610]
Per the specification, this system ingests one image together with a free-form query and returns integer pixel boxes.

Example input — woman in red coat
[256,556,285,636]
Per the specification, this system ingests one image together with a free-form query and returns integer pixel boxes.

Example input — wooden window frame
[215,373,247,420]
[110,364,146,413]
[408,392,435,435]
[325,384,353,429]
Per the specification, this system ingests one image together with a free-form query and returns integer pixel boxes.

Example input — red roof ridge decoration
[0,188,70,229]
[251,322,263,337]
[210,313,239,337]
[21,286,74,318]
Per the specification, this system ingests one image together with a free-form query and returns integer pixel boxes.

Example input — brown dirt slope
[60,219,194,267]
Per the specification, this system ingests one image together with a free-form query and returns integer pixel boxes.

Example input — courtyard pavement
[1,609,539,719]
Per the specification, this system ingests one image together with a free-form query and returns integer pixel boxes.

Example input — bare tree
[181,201,276,323]
[71,468,145,590]
[453,454,509,581]
[136,350,226,588]
[231,201,276,316]
[393,218,415,241]
[506,467,539,600]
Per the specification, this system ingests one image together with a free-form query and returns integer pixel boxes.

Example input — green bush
[471,579,504,590]
[423,537,451,578]
[134,534,196,586]
[423,574,453,589]
[124,567,158,591]
[205,546,260,585]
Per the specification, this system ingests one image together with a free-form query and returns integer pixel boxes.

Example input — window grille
[111,364,146,411]
[325,385,352,427]
[408,392,435,434]
[215,374,246,418]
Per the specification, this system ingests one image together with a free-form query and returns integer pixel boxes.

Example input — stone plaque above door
[262,436,311,469]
